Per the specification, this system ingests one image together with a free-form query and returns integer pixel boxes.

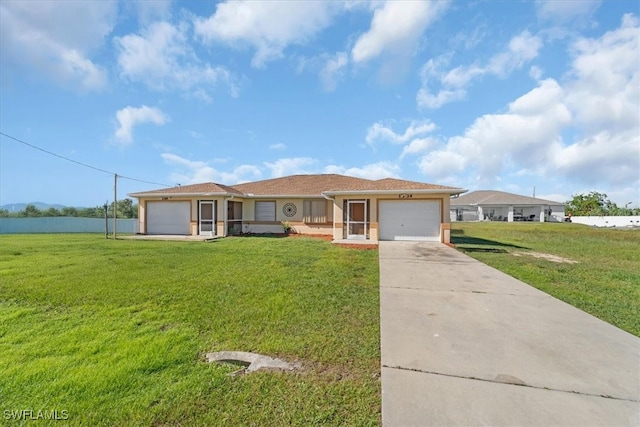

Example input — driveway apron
[379,241,640,426]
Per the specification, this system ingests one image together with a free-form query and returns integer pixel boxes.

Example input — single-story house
[450,190,565,222]
[129,174,466,243]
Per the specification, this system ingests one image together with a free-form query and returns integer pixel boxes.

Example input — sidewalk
[379,242,640,426]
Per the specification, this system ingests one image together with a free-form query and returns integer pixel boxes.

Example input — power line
[0,131,170,188]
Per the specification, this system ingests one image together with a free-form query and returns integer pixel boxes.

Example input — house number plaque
[399,193,413,199]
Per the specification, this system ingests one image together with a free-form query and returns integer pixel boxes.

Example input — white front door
[347,200,367,240]
[199,201,215,236]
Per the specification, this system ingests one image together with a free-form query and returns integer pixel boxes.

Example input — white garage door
[147,201,190,235]
[379,200,441,241]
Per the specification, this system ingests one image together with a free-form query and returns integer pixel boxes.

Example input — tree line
[3,192,635,218]
[565,192,639,216]
[0,199,138,219]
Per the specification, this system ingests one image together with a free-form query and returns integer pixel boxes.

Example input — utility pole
[113,173,117,240]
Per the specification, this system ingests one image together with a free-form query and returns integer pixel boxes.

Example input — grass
[451,222,640,337]
[0,235,381,426]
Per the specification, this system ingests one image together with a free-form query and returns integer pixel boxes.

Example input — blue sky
[1,0,638,208]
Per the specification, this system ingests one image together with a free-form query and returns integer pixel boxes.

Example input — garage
[147,201,190,235]
[379,200,441,241]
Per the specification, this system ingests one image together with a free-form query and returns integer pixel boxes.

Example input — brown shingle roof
[231,174,371,195]
[451,190,564,206]
[231,174,464,195]
[129,174,465,198]
[371,178,462,191]
[129,182,243,197]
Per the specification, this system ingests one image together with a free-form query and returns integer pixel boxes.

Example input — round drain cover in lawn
[205,351,300,374]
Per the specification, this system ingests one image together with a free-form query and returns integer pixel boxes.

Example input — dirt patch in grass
[333,243,378,250]
[287,233,334,241]
[513,251,578,264]
[288,233,378,249]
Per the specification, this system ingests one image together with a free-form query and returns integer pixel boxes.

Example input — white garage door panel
[147,202,190,235]
[379,201,441,241]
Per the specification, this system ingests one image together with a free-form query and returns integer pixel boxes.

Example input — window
[303,200,327,223]
[255,201,276,221]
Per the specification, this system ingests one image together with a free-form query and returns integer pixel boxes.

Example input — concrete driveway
[379,242,640,426]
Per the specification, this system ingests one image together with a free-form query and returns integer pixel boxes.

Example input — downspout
[322,192,334,201]
[322,192,337,240]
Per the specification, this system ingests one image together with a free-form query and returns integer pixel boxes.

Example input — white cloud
[417,31,543,109]
[161,153,262,184]
[552,14,640,185]
[320,52,349,91]
[132,0,172,24]
[400,138,437,159]
[264,157,318,177]
[324,161,401,180]
[0,1,114,90]
[269,143,287,150]
[296,50,350,90]
[417,15,640,192]
[115,106,169,144]
[351,0,449,64]
[529,65,544,80]
[115,21,236,100]
[487,31,543,76]
[552,130,639,187]
[194,1,339,68]
[366,120,436,146]
[535,0,601,23]
[418,150,466,179]
[161,153,402,186]
[420,78,571,181]
[565,14,640,134]
[416,87,465,109]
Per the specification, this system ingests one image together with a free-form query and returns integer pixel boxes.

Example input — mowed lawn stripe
[0,235,381,426]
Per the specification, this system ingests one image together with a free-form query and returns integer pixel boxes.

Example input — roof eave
[322,188,467,196]
[451,201,565,206]
[241,194,325,198]
[128,192,236,198]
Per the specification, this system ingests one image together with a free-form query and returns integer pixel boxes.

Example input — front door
[347,200,367,240]
[199,201,215,236]
[227,201,243,235]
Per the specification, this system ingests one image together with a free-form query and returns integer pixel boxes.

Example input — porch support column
[540,205,546,222]
[507,206,514,222]
[333,198,343,240]
[223,198,229,237]
[478,206,484,221]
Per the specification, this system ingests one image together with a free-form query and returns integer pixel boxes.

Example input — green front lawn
[451,222,640,337]
[0,235,381,426]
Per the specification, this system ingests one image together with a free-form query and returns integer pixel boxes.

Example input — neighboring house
[129,174,466,243]
[450,190,565,223]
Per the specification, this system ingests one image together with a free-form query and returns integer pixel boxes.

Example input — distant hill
[1,202,68,212]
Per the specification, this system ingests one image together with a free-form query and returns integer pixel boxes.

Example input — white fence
[570,216,640,228]
[0,217,138,234]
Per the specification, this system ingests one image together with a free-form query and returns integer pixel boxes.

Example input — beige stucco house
[129,174,466,244]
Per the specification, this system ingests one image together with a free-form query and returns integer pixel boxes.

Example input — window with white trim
[303,200,327,223]
[255,201,276,221]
